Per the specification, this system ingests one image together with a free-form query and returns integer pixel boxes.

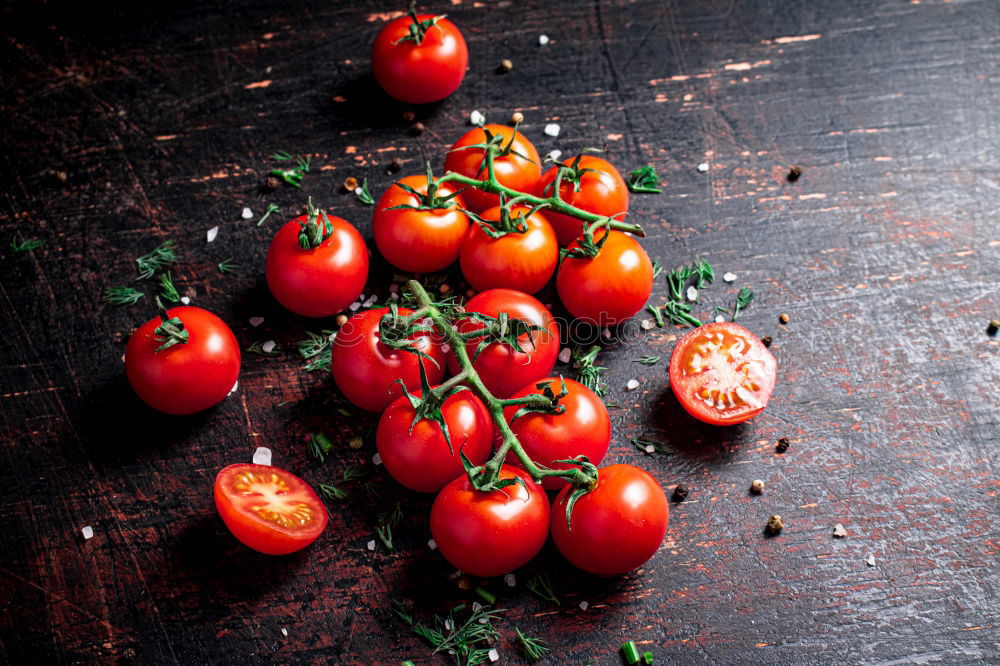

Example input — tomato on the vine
[444,124,541,213]
[266,208,368,318]
[668,321,777,425]
[447,289,559,398]
[430,465,549,577]
[214,464,328,556]
[125,306,240,415]
[331,307,446,412]
[371,9,468,104]
[376,389,493,493]
[459,205,558,294]
[536,155,630,246]
[504,378,611,490]
[373,174,470,273]
[556,229,653,326]
[550,464,668,575]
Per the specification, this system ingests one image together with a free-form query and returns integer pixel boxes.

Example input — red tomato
[376,389,493,493]
[536,156,630,246]
[444,124,541,213]
[447,289,559,398]
[550,464,668,575]
[668,322,777,425]
[556,229,653,326]
[504,378,610,490]
[265,211,368,318]
[214,464,328,555]
[371,11,468,104]
[331,307,446,412]
[459,205,558,294]
[125,306,240,415]
[430,466,549,577]
[373,174,470,273]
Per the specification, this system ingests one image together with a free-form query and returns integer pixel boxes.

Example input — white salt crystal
[349,301,361,312]
[367,540,376,551]
[558,348,572,364]
[241,207,253,220]
[547,149,562,161]
[686,286,698,302]
[472,601,482,612]
[81,526,94,540]
[641,319,654,330]
[833,524,847,538]
[470,110,485,126]
[602,327,612,340]
[715,315,725,323]
[207,226,219,242]
[626,379,640,391]
[261,340,276,353]
[427,538,437,550]
[249,316,264,327]
[539,34,550,45]
[252,447,272,466]
[180,296,191,305]
[390,292,399,300]
[544,123,560,137]
[372,452,382,466]
[866,554,876,567]
[281,628,288,637]
[488,648,499,662]
[444,619,453,631]
[723,272,737,283]
[228,380,239,395]
[504,573,516,587]
[578,601,589,610]
[697,162,709,173]
[645,445,655,454]
[363,295,377,307]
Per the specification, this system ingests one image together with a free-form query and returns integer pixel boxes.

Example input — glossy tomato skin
[536,156,630,246]
[447,289,559,398]
[214,464,329,555]
[331,307,446,412]
[551,464,668,576]
[430,465,549,577]
[556,230,653,326]
[374,175,470,273]
[504,378,611,490]
[444,125,541,213]
[459,205,558,294]
[668,322,777,425]
[266,213,368,318]
[376,389,493,493]
[125,306,240,415]
[371,13,468,104]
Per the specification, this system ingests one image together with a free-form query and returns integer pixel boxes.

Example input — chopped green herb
[318,483,348,501]
[10,236,43,253]
[631,437,670,456]
[633,356,660,365]
[647,304,665,328]
[516,628,549,663]
[622,641,641,665]
[732,286,754,320]
[356,178,375,205]
[626,165,662,193]
[307,432,334,463]
[408,604,504,666]
[297,329,336,372]
[158,271,180,302]
[103,286,145,305]
[693,259,714,288]
[651,259,664,279]
[246,341,281,356]
[135,240,178,280]
[392,599,414,626]
[644,651,655,665]
[342,465,366,482]
[474,586,496,605]
[525,573,560,605]
[662,300,702,327]
[665,265,695,302]
[257,202,281,226]
[375,503,403,550]
[217,258,238,273]
[269,152,311,188]
[571,345,607,397]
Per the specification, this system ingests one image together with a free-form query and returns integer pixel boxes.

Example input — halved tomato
[668,322,777,425]
[214,464,329,555]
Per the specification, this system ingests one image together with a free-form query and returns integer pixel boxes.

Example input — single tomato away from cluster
[668,321,777,425]
[376,388,493,493]
[447,289,560,398]
[504,377,611,490]
[125,305,240,415]
[265,208,368,318]
[214,464,328,555]
[459,205,558,294]
[444,124,541,213]
[371,8,468,104]
[332,307,447,412]
[430,466,550,577]
[551,464,668,576]
[373,174,470,273]
[536,155,630,246]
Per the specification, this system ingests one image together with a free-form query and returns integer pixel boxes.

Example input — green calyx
[393,1,446,46]
[384,162,465,213]
[298,197,334,250]
[152,297,188,352]
[466,192,549,239]
[509,378,569,423]
[555,456,600,529]
[398,362,470,455]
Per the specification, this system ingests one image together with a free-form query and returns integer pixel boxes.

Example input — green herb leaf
[525,573,560,606]
[217,258,238,273]
[11,236,43,253]
[571,345,607,397]
[103,286,144,306]
[516,628,550,664]
[732,286,754,320]
[158,271,180,302]
[269,153,310,188]
[297,329,336,372]
[375,502,403,550]
[651,259,664,279]
[662,300,702,327]
[318,483,348,501]
[626,165,662,193]
[256,202,281,226]
[647,304,665,328]
[246,341,281,356]
[633,356,660,365]
[631,437,670,456]
[135,240,178,280]
[356,178,375,206]
[307,432,334,463]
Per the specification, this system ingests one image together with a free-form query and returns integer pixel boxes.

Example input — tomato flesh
[214,464,328,555]
[668,322,777,425]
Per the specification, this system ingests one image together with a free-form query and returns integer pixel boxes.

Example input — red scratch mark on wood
[244,80,272,89]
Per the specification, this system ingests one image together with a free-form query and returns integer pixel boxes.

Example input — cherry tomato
[444,124,541,213]
[125,306,240,415]
[668,322,777,425]
[536,156,630,246]
[550,464,668,575]
[214,463,328,555]
[265,211,368,318]
[459,205,558,294]
[447,289,559,398]
[331,307,446,412]
[430,465,549,577]
[556,229,653,326]
[371,10,468,104]
[504,378,610,490]
[373,174,470,273]
[376,389,493,493]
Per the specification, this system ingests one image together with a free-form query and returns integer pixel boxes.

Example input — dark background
[2,0,998,663]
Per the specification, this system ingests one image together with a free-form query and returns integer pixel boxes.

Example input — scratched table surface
[1,0,999,664]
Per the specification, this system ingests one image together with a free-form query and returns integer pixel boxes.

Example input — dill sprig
[631,437,670,456]
[11,236,43,253]
[257,202,281,226]
[297,329,336,372]
[246,341,281,356]
[158,271,180,302]
[626,165,662,193]
[665,265,695,302]
[651,259,664,279]
[732,286,754,320]
[135,240,178,280]
[525,573,560,606]
[103,286,144,305]
[516,628,550,664]
[375,502,403,551]
[392,599,415,626]
[342,465,367,482]
[269,152,311,188]
[662,301,702,327]
[410,604,504,666]
[307,432,334,463]
[571,345,607,397]
[318,483,348,501]
[356,178,375,205]
[633,356,660,365]
[218,258,238,273]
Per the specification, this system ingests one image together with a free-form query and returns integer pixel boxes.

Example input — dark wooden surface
[2,0,999,663]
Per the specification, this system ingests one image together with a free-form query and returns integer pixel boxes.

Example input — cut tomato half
[214,463,328,555]
[668,322,777,425]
